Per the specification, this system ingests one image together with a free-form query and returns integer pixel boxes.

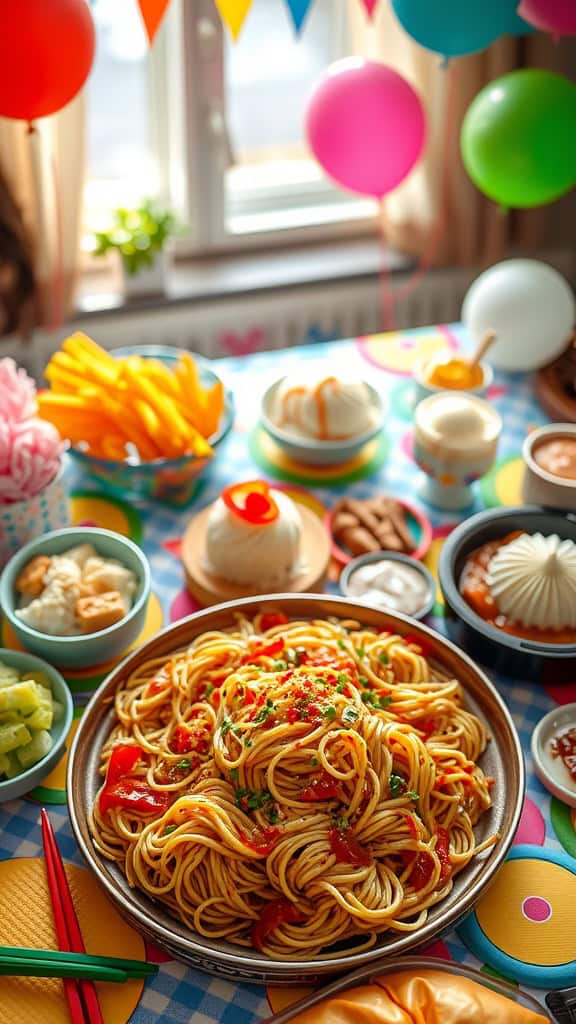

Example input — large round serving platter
[67,594,524,985]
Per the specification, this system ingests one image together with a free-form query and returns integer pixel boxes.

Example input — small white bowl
[531,703,576,809]
[260,378,385,466]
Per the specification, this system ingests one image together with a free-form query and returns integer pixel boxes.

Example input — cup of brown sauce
[522,423,576,511]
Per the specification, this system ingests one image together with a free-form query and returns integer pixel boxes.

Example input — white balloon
[462,259,575,372]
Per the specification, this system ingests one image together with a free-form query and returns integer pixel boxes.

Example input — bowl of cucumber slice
[0,649,73,802]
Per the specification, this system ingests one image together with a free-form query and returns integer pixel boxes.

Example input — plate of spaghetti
[68,595,524,983]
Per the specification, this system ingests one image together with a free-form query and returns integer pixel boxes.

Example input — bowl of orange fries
[38,337,234,505]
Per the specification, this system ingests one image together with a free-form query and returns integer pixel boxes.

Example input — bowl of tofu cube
[0,649,73,802]
[0,527,151,669]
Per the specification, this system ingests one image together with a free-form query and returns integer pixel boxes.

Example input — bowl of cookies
[326,495,433,568]
[0,527,151,669]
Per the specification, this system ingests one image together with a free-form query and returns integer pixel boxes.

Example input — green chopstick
[0,946,159,980]
[0,955,128,982]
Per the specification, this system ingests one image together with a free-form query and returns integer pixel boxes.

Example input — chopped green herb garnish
[315,676,326,685]
[267,808,280,824]
[323,705,337,720]
[361,691,392,710]
[359,676,368,687]
[273,660,287,671]
[205,682,215,697]
[337,639,346,651]
[236,786,273,811]
[406,790,420,801]
[342,705,359,724]
[163,824,177,835]
[335,682,347,693]
[229,767,239,782]
[357,647,366,659]
[221,719,231,736]
[245,739,253,748]
[389,773,406,797]
[254,705,273,724]
[310,756,318,765]
[176,759,192,770]
[333,814,349,830]
[378,652,389,665]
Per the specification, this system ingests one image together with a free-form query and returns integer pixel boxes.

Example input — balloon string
[49,152,65,330]
[381,62,458,318]
[379,201,396,332]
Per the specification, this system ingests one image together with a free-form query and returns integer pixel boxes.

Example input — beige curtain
[0,92,86,331]
[352,7,562,267]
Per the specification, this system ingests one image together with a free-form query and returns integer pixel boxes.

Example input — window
[84,0,377,254]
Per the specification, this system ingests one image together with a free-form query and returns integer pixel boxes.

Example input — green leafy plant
[92,200,176,277]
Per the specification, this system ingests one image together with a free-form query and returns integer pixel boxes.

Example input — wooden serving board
[181,504,331,607]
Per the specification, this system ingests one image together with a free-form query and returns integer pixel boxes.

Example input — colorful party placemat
[458,845,576,988]
[0,857,145,1024]
[249,425,389,487]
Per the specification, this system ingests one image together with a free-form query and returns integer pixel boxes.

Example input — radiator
[4,250,574,378]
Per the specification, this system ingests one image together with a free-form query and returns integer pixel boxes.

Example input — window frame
[84,0,377,261]
[169,0,377,256]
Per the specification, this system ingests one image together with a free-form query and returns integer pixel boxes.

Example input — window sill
[75,236,412,318]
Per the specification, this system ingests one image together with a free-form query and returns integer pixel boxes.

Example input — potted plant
[92,200,176,299]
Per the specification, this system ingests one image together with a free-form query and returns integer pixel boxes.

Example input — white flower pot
[122,249,169,299]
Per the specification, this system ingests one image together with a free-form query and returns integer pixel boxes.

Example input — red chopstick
[41,809,104,1024]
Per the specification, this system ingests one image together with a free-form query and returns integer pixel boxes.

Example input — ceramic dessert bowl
[67,593,524,984]
[340,552,436,620]
[0,527,151,670]
[521,423,576,511]
[67,346,235,505]
[438,506,576,681]
[260,378,385,466]
[0,648,73,803]
[531,703,576,810]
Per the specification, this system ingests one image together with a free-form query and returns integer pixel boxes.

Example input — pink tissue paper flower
[0,360,67,504]
[0,357,37,422]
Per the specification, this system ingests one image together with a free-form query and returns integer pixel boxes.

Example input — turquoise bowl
[0,527,151,670]
[66,346,235,506]
[0,648,73,802]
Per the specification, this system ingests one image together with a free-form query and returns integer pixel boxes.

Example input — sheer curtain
[0,92,86,332]
[352,6,559,268]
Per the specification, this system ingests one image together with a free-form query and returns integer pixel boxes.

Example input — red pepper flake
[286,708,299,725]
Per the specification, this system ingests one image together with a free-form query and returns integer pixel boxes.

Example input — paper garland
[214,0,254,40]
[137,0,383,43]
[284,0,315,32]
[360,0,381,17]
[137,0,171,43]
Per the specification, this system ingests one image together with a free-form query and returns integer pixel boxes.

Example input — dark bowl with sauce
[439,506,576,682]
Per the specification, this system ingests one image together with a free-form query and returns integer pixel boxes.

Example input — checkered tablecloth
[1,324,569,1023]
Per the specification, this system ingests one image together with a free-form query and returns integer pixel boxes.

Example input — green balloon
[461,69,576,208]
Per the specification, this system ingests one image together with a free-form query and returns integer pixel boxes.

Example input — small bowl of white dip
[340,551,436,620]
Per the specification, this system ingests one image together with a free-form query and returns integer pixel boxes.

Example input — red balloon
[0,0,95,121]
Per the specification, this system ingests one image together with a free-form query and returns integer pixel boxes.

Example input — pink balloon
[518,0,576,35]
[305,59,426,199]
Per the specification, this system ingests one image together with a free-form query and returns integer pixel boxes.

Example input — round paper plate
[458,844,576,988]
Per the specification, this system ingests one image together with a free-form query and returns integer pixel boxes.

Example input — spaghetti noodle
[89,612,496,959]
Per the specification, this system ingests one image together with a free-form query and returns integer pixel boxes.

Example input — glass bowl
[67,346,234,505]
